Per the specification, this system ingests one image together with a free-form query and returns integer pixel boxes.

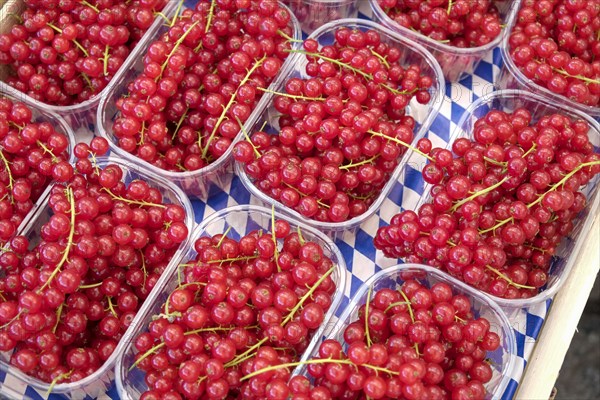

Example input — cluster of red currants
[233,27,435,223]
[112,0,295,172]
[0,138,189,384]
[376,108,600,299]
[0,0,167,106]
[508,0,600,106]
[0,96,72,244]
[242,280,501,400]
[132,221,338,399]
[377,0,503,48]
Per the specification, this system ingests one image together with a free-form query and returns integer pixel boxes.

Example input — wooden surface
[516,216,600,400]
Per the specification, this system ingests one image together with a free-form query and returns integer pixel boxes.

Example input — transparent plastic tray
[409,89,600,308]
[497,0,600,118]
[369,0,520,82]
[0,156,194,399]
[235,18,445,240]
[0,0,176,141]
[97,1,301,199]
[115,204,348,399]
[296,264,517,400]
[284,0,358,34]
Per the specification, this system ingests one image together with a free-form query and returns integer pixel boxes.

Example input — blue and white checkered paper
[0,6,550,400]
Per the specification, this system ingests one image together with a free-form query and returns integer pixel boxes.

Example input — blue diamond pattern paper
[0,4,556,400]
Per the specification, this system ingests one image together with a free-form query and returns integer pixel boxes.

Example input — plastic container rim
[96,1,302,180]
[236,17,446,232]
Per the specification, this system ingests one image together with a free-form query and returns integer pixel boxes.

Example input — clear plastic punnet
[409,89,600,309]
[296,264,517,400]
[369,0,520,82]
[235,18,445,240]
[0,0,176,141]
[96,2,302,199]
[0,156,194,399]
[497,0,600,118]
[284,0,358,34]
[115,204,347,399]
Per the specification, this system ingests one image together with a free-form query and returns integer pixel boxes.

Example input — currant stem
[297,226,305,245]
[215,226,232,248]
[277,29,302,43]
[270,205,281,273]
[37,140,60,163]
[240,357,400,382]
[171,107,189,140]
[81,0,100,12]
[37,187,76,293]
[257,87,325,102]
[235,116,260,158]
[339,155,379,170]
[200,55,267,159]
[447,0,454,14]
[365,286,373,347]
[157,21,200,82]
[205,0,217,32]
[206,255,260,265]
[107,296,118,317]
[370,49,390,69]
[367,129,432,161]
[479,217,513,235]
[384,300,410,313]
[45,369,73,397]
[78,282,103,289]
[485,265,535,289]
[102,187,167,209]
[102,44,110,76]
[53,304,63,333]
[224,337,269,368]
[0,149,14,197]
[554,68,600,85]
[527,160,600,209]
[451,176,509,212]
[483,156,506,167]
[281,266,335,326]
[398,290,415,323]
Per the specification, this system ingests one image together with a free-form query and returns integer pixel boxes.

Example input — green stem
[102,44,110,76]
[224,337,269,368]
[45,370,73,397]
[171,107,189,140]
[527,160,600,209]
[485,265,535,289]
[102,187,166,208]
[205,0,217,32]
[235,116,260,158]
[37,187,75,293]
[200,56,267,159]
[483,156,506,167]
[339,155,379,171]
[81,0,100,12]
[37,140,60,163]
[365,286,373,347]
[257,87,325,102]
[271,205,281,272]
[0,149,14,197]
[157,21,200,82]
[79,282,103,289]
[281,267,335,326]
[370,49,390,69]
[398,290,414,323]
[367,130,433,161]
[450,176,509,212]
[241,358,399,382]
[277,29,302,43]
